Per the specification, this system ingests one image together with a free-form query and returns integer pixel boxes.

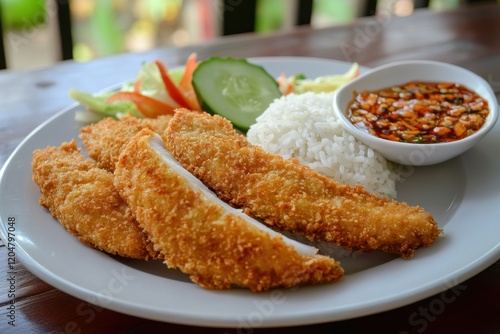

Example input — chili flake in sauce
[347,81,489,143]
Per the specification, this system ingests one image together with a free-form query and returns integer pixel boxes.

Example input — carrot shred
[277,73,294,95]
[106,91,176,118]
[178,53,202,111]
[133,79,142,93]
[180,53,198,90]
[155,60,192,109]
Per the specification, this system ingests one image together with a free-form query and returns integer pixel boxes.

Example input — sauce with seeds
[347,81,489,143]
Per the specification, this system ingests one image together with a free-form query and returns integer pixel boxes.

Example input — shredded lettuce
[135,62,176,106]
[71,57,357,124]
[70,62,185,122]
[279,63,359,94]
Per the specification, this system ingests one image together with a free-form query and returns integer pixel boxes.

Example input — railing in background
[222,0,316,36]
[0,3,5,70]
[0,0,483,70]
[56,0,73,61]
[0,0,72,70]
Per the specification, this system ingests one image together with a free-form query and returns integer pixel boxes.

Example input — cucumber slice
[192,57,282,132]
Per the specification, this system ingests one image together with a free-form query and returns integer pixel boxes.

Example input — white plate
[0,57,499,328]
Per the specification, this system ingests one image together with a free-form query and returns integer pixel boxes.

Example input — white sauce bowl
[332,60,499,166]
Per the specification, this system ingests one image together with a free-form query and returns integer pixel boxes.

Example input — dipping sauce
[347,81,490,143]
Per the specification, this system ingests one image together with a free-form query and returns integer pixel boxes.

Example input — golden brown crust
[79,115,172,172]
[164,109,442,259]
[114,129,343,291]
[32,140,160,260]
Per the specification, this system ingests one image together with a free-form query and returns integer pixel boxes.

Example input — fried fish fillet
[114,128,343,291]
[32,140,160,260]
[80,115,172,172]
[163,109,442,259]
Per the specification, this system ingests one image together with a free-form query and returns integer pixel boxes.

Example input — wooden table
[1,3,499,333]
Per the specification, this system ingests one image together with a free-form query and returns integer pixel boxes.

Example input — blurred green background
[0,0,463,69]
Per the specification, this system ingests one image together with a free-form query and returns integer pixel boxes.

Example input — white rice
[246,92,400,198]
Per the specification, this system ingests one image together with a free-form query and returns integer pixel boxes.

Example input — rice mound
[246,92,400,198]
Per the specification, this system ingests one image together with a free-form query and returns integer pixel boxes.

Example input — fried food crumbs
[80,114,172,172]
[114,129,343,291]
[32,140,160,260]
[164,109,442,258]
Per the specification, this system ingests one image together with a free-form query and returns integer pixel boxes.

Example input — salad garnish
[70,55,359,131]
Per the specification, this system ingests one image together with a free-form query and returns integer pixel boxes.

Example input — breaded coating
[32,140,160,260]
[80,114,172,172]
[163,109,442,259]
[114,129,343,291]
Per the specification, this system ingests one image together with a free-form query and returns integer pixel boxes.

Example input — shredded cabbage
[70,62,185,122]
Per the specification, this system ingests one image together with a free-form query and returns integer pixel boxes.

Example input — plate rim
[0,56,499,328]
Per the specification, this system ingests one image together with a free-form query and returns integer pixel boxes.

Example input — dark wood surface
[1,3,499,333]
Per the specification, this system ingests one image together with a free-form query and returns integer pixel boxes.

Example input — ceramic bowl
[332,60,498,165]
